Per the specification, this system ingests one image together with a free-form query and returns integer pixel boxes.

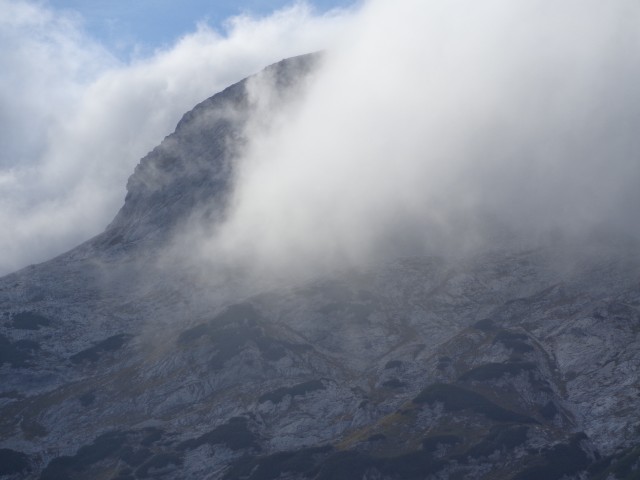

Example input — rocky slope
[1,55,640,480]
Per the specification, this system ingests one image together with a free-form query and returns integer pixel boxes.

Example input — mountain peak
[102,53,320,250]
[1,53,639,480]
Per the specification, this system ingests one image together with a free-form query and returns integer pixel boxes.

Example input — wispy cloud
[0,0,354,275]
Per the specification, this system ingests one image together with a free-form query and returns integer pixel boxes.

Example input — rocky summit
[1,55,640,480]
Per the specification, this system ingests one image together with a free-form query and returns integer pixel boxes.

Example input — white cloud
[3,0,639,279]
[197,0,640,278]
[0,0,354,275]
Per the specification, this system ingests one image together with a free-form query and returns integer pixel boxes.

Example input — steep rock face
[0,55,639,480]
[102,52,319,249]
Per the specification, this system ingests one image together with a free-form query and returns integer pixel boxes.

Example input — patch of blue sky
[45,0,356,58]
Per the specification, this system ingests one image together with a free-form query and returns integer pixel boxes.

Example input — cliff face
[103,52,319,249]
[0,55,639,480]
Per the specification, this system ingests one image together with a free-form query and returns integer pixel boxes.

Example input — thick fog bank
[181,0,640,280]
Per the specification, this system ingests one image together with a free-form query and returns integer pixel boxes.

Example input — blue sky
[46,0,356,57]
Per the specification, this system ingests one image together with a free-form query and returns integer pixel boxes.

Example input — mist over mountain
[1,1,640,480]
[0,0,351,275]
[182,0,640,277]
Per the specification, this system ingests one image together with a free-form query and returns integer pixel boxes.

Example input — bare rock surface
[1,55,639,480]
